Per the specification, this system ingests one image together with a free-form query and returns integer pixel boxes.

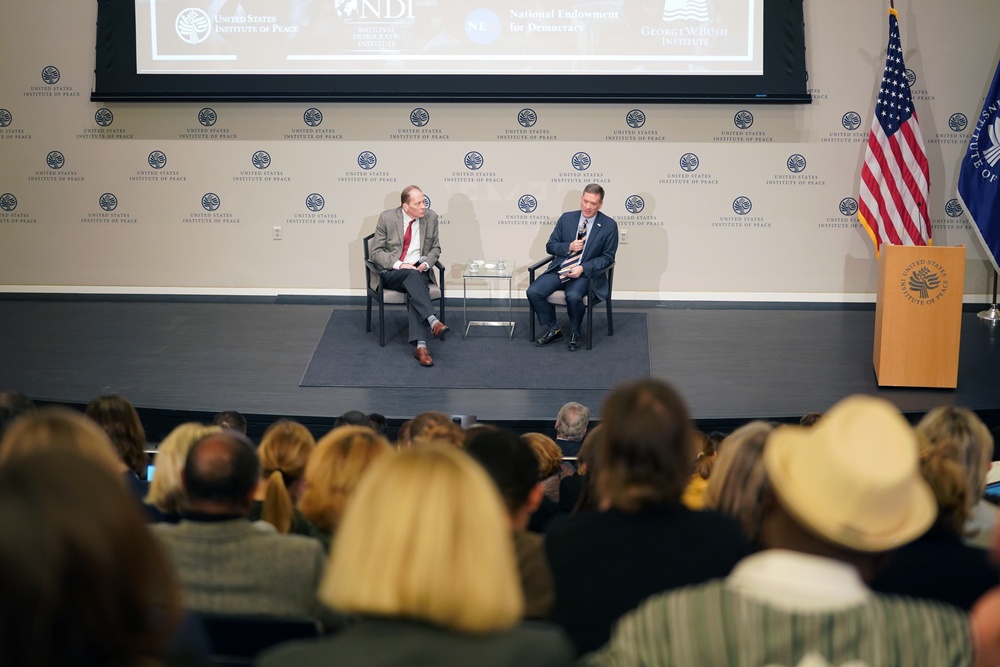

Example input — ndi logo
[679,153,700,172]
[625,195,645,214]
[464,151,484,171]
[306,193,325,212]
[733,196,752,215]
[518,194,538,214]
[948,113,968,133]
[945,199,963,218]
[734,110,754,130]
[99,193,118,212]
[252,151,271,169]
[148,151,167,169]
[904,69,916,88]
[304,108,323,127]
[839,198,859,217]
[358,151,377,170]
[334,0,414,19]
[46,151,65,170]
[410,108,429,127]
[626,109,646,129]
[198,108,218,127]
[842,112,862,131]
[95,108,114,127]
[571,152,591,171]
[202,193,221,211]
[0,109,11,127]
[176,8,211,44]
[0,193,17,212]
[41,66,60,85]
[786,154,806,174]
[518,108,538,128]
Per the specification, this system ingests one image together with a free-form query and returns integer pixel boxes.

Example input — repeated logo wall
[0,0,997,299]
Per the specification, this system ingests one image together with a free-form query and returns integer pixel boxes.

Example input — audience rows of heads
[1,386,999,667]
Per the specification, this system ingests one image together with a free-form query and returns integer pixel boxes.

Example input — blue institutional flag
[958,58,1000,274]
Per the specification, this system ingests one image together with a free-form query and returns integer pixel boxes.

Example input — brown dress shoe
[431,321,450,339]
[414,346,434,367]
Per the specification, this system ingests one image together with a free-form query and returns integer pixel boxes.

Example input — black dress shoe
[568,333,583,351]
[534,328,563,347]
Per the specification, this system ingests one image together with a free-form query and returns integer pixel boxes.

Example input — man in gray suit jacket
[151,432,328,621]
[371,185,449,367]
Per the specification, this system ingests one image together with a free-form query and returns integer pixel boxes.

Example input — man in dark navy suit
[527,184,618,352]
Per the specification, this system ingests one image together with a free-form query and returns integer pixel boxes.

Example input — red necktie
[399,219,415,262]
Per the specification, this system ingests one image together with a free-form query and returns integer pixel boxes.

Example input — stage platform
[1,297,998,440]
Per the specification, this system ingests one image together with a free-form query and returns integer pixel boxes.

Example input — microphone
[415,255,428,270]
[577,220,587,240]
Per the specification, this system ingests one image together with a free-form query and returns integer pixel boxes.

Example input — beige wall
[1,0,998,301]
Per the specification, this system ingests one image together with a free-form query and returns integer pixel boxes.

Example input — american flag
[858,9,930,254]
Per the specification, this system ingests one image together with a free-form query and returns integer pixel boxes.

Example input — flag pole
[978,270,1000,322]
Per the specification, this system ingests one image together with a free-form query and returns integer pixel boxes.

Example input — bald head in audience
[183,432,260,515]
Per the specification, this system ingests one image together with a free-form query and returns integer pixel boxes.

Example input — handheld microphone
[416,255,428,270]
[577,221,587,240]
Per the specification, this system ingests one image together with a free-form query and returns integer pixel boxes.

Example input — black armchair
[527,257,615,350]
[363,233,446,347]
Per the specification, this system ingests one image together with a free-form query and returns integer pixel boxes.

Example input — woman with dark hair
[545,379,750,655]
[85,394,149,480]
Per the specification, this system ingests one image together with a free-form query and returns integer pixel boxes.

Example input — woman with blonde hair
[144,422,222,523]
[251,419,318,537]
[298,426,392,546]
[522,432,573,503]
[260,444,572,667]
[703,421,775,546]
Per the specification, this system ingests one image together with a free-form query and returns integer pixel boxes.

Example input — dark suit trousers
[382,268,434,343]
[526,271,590,335]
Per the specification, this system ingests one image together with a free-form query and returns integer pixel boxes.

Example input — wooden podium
[874,245,965,388]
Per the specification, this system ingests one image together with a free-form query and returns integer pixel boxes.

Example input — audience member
[918,405,997,549]
[0,406,126,478]
[522,432,573,504]
[212,410,247,434]
[410,410,464,448]
[702,421,775,547]
[396,419,414,448]
[681,429,717,510]
[0,450,186,667]
[586,395,971,666]
[85,394,149,480]
[799,411,823,427]
[145,422,222,523]
[259,444,572,667]
[298,425,392,549]
[559,424,601,514]
[250,419,318,537]
[367,412,389,436]
[152,432,328,621]
[0,390,35,441]
[545,379,750,655]
[564,424,604,514]
[554,402,589,459]
[335,410,370,428]
[467,429,556,619]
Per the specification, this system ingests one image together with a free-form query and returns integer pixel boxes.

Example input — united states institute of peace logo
[680,153,700,172]
[572,152,591,171]
[464,151,484,170]
[198,108,218,127]
[46,151,65,170]
[95,108,114,127]
[202,193,221,211]
[0,109,12,127]
[99,193,118,212]
[901,259,948,304]
[252,151,271,169]
[945,199,963,218]
[304,108,323,127]
[625,195,645,214]
[358,151,377,170]
[518,109,537,128]
[733,196,752,215]
[148,151,167,169]
[518,195,538,214]
[0,193,17,212]
[949,113,968,133]
[842,112,862,131]
[305,193,325,212]
[423,194,431,209]
[839,198,858,217]
[626,109,646,129]
[410,108,429,127]
[904,69,916,88]
[734,110,754,130]
[786,154,806,173]
[41,66,60,85]
[176,8,211,44]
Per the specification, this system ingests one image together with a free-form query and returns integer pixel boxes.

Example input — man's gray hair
[556,402,590,441]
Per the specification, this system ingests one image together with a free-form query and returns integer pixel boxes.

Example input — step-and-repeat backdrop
[1,0,997,301]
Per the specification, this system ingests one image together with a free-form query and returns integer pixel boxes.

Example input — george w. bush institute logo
[464,151,484,171]
[46,151,65,170]
[571,152,591,171]
[518,109,538,128]
[176,8,211,44]
[41,66,60,85]
[410,108,429,127]
[304,108,323,127]
[518,194,538,214]
[305,193,325,212]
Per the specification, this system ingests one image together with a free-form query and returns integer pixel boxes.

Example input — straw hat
[764,395,936,553]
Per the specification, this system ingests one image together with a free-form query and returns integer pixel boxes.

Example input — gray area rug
[300,310,650,389]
